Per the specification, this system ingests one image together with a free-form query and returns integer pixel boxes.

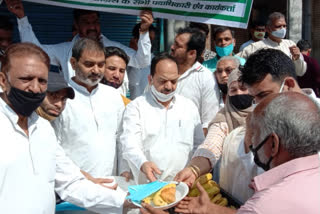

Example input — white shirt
[17,16,151,82]
[52,80,127,177]
[0,98,126,214]
[302,88,320,106]
[239,39,254,52]
[175,61,220,128]
[120,92,205,184]
[237,37,307,76]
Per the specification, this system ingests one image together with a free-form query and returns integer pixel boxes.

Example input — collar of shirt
[179,61,203,81]
[265,37,283,46]
[0,98,39,133]
[147,90,176,109]
[252,154,319,191]
[69,78,99,96]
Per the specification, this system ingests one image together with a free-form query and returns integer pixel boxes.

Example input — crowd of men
[0,0,319,214]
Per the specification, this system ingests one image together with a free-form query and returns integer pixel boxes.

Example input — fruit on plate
[188,173,229,207]
[142,183,176,206]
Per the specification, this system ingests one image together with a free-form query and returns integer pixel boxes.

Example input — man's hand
[141,161,161,182]
[139,10,154,34]
[81,170,118,190]
[5,0,25,19]
[175,182,211,214]
[140,202,169,214]
[289,45,301,61]
[120,171,133,182]
[174,167,197,188]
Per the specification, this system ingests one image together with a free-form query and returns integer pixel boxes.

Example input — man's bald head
[251,92,320,159]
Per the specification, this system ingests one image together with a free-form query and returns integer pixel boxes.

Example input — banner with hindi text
[23,0,253,28]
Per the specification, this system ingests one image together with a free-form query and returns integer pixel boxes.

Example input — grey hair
[72,38,105,61]
[266,12,286,26]
[217,56,240,69]
[253,93,320,158]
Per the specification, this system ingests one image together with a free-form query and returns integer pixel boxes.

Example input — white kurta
[17,16,151,81]
[237,37,307,76]
[52,80,126,177]
[0,99,126,214]
[175,61,220,128]
[120,92,205,184]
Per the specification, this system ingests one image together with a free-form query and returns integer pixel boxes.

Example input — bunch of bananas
[142,183,176,206]
[188,173,228,207]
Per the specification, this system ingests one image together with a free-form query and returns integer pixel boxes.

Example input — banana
[211,193,222,203]
[142,192,156,204]
[192,173,213,188]
[218,197,228,207]
[206,186,220,198]
[202,180,218,190]
[188,187,200,197]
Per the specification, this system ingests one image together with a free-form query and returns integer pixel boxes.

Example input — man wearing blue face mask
[238,12,307,77]
[202,26,246,72]
[119,52,205,184]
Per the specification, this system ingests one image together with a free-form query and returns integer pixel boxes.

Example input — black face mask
[218,83,228,94]
[230,94,254,110]
[7,86,46,117]
[250,135,273,171]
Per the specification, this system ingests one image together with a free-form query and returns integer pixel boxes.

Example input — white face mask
[150,84,175,102]
[271,28,286,39]
[279,80,285,93]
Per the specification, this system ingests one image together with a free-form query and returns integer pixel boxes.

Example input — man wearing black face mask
[169,92,320,214]
[0,42,137,214]
[215,56,240,107]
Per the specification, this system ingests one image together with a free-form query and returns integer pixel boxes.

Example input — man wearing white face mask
[238,12,307,77]
[119,52,205,184]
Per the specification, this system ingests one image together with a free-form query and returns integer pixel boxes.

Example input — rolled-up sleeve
[102,31,151,69]
[193,122,228,167]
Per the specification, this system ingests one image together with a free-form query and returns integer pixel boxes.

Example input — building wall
[311,0,320,62]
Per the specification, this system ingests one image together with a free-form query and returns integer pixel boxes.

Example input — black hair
[212,26,235,40]
[250,20,266,29]
[72,38,105,60]
[132,23,157,39]
[105,46,129,66]
[189,22,209,36]
[177,27,206,62]
[239,49,297,86]
[73,9,100,22]
[297,39,311,52]
[0,15,14,31]
[150,52,177,77]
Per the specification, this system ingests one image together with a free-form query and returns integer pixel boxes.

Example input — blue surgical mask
[271,28,286,39]
[216,43,234,57]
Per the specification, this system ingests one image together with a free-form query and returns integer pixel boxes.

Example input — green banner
[24,0,253,28]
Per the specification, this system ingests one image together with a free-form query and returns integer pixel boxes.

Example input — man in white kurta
[120,53,205,184]
[52,38,129,178]
[6,0,153,82]
[237,12,306,76]
[0,42,128,214]
[167,27,220,136]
